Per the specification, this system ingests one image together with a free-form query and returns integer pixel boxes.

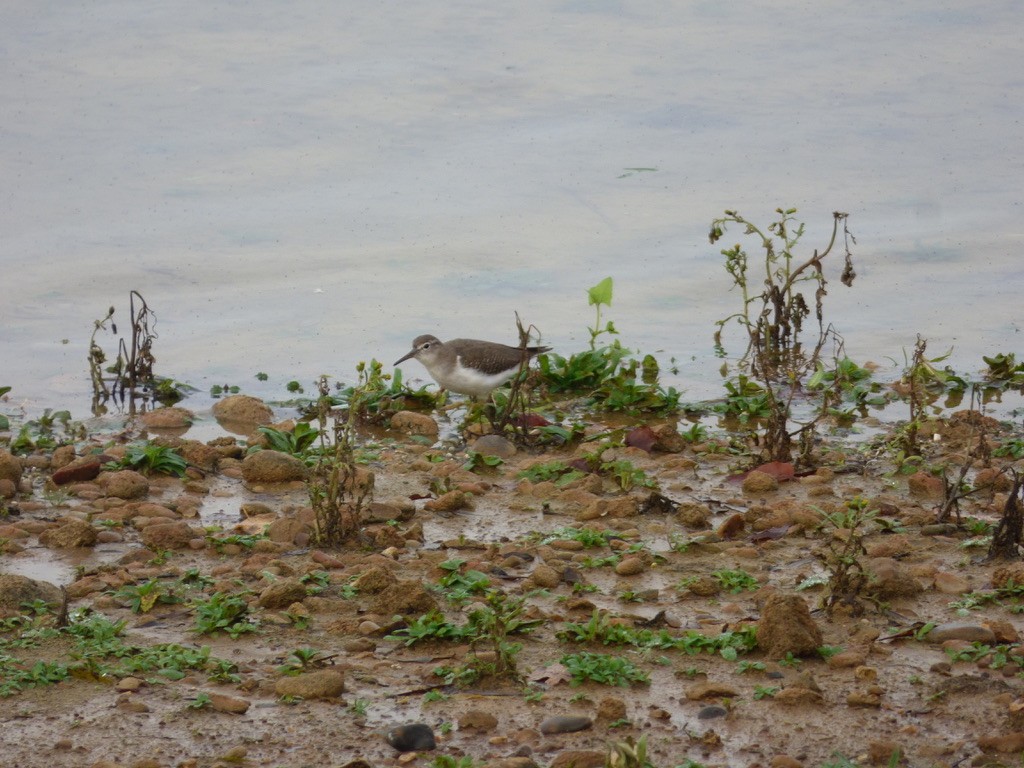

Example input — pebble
[539,714,593,734]
[927,622,997,644]
[386,723,436,752]
[697,705,728,719]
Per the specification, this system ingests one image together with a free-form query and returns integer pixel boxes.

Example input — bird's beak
[394,349,417,366]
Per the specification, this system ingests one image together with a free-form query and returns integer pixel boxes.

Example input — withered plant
[308,376,373,547]
[710,208,856,465]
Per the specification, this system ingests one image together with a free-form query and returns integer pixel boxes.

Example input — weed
[463,450,504,472]
[299,570,330,595]
[254,422,320,458]
[710,208,856,464]
[559,651,650,687]
[308,375,373,547]
[603,459,657,492]
[192,593,256,639]
[778,652,802,668]
[518,460,587,487]
[712,569,759,594]
[106,443,188,477]
[277,647,330,675]
[113,579,182,614]
[816,497,876,615]
[204,530,266,553]
[434,559,492,604]
[736,660,766,674]
[422,689,449,703]
[188,692,212,710]
[753,685,779,700]
[816,645,844,660]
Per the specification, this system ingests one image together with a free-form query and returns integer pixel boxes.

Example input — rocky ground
[1,393,1024,768]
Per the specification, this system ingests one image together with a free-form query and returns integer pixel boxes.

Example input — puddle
[1,543,130,586]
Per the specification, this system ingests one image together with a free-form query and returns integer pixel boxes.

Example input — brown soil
[1,404,1024,768]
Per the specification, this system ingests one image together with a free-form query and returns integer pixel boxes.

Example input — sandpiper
[394,335,551,398]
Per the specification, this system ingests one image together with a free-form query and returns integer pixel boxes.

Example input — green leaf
[587,277,613,308]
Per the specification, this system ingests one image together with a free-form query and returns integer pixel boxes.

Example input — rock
[652,423,687,453]
[697,705,728,719]
[240,502,274,518]
[139,407,194,430]
[685,681,740,700]
[0,575,62,613]
[867,741,902,765]
[525,564,562,589]
[98,470,150,499]
[676,501,711,528]
[742,470,779,494]
[258,578,308,609]
[266,517,311,545]
[826,650,867,668]
[0,479,15,498]
[685,576,721,597]
[274,669,345,700]
[52,456,104,485]
[907,471,944,499]
[369,579,438,616]
[979,732,1024,753]
[471,434,517,459]
[992,563,1024,590]
[352,566,397,593]
[385,722,436,751]
[212,395,274,430]
[390,410,439,439]
[0,450,21,484]
[772,687,823,705]
[770,756,805,768]
[39,519,98,548]
[140,521,200,550]
[866,557,923,598]
[756,592,823,659]
[716,512,746,539]
[933,571,970,595]
[614,556,646,576]
[549,751,604,768]
[424,489,468,513]
[847,689,882,707]
[539,714,593,734]
[241,450,308,483]
[596,696,627,722]
[458,709,498,731]
[207,693,250,714]
[927,622,997,644]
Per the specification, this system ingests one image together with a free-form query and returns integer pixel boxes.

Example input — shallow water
[2,2,1022,418]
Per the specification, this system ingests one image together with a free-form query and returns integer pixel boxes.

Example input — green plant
[422,689,449,703]
[277,647,330,675]
[712,569,759,594]
[778,652,802,668]
[559,651,650,687]
[753,685,778,700]
[255,422,320,458]
[817,645,844,660]
[434,559,492,604]
[463,450,504,472]
[736,660,766,674]
[113,579,181,614]
[518,460,587,487]
[106,443,188,477]
[348,698,368,717]
[603,459,657,492]
[817,496,877,615]
[192,593,256,639]
[188,692,212,710]
[300,570,331,595]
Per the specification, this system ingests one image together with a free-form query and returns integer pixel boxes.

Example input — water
[2,1,1022,418]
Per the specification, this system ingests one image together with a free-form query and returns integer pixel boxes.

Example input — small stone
[685,681,740,700]
[257,578,308,609]
[240,502,274,518]
[98,470,150,499]
[979,732,1024,753]
[209,693,251,714]
[716,512,746,539]
[139,407,194,430]
[933,571,970,595]
[526,564,562,589]
[391,411,440,439]
[458,709,498,731]
[614,556,646,576]
[386,722,436,752]
[549,752,604,768]
[52,456,103,485]
[539,714,593,734]
[424,489,468,513]
[772,687,823,705]
[241,450,308,483]
[39,519,98,548]
[274,669,345,700]
[596,696,627,722]
[140,521,199,550]
[116,677,144,692]
[927,622,997,644]
[742,470,779,494]
[212,395,274,429]
[827,650,867,668]
[471,434,517,459]
[770,757,805,768]
[696,705,728,719]
[847,689,882,707]
[0,575,62,612]
[756,592,823,659]
[867,740,902,765]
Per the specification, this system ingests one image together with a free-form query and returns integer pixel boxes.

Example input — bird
[394,334,551,399]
